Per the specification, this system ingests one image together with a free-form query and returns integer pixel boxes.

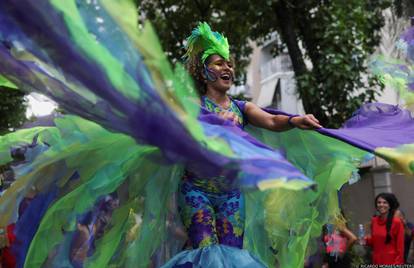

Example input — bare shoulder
[244,101,256,111]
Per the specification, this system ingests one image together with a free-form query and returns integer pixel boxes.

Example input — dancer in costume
[0,1,414,267]
[182,22,321,248]
[161,23,322,267]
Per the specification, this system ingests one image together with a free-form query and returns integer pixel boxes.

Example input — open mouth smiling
[220,73,232,81]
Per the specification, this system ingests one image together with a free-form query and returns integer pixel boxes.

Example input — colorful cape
[0,1,413,268]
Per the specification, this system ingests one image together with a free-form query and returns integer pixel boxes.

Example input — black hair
[375,192,400,244]
[185,53,212,96]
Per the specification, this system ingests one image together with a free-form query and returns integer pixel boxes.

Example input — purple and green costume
[0,2,414,268]
[178,97,246,249]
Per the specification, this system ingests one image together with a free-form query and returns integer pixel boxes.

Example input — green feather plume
[183,22,230,63]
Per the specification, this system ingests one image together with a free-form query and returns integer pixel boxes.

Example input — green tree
[139,0,391,127]
[0,87,27,134]
[138,0,253,84]
[393,0,414,17]
[265,0,391,127]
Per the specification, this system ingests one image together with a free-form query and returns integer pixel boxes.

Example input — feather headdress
[183,22,230,63]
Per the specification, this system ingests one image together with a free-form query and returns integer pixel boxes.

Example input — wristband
[287,114,300,127]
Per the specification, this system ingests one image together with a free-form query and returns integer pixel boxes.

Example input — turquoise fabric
[161,245,266,268]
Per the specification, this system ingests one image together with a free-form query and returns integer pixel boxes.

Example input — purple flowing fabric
[0,0,316,190]
[262,103,414,154]
[317,103,414,152]
[12,187,58,268]
[0,2,413,267]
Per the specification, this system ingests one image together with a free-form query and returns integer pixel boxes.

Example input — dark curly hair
[185,53,210,96]
[375,192,400,244]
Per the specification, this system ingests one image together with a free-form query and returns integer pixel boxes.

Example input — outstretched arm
[244,102,322,131]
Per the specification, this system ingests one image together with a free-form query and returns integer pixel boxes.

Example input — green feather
[183,22,229,63]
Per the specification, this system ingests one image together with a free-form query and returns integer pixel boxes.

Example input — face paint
[202,55,235,93]
[203,56,234,82]
[203,64,218,82]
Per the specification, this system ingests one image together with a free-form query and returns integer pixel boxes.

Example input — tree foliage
[138,0,253,83]
[0,87,27,134]
[393,0,414,17]
[260,0,391,127]
[139,0,392,127]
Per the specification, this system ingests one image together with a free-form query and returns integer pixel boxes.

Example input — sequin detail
[202,96,245,128]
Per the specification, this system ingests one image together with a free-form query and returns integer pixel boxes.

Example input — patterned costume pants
[178,180,245,249]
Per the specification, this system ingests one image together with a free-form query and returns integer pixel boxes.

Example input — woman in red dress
[365,192,404,264]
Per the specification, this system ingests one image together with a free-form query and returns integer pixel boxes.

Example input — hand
[218,110,240,125]
[291,114,322,129]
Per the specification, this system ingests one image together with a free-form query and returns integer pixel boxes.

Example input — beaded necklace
[202,96,244,127]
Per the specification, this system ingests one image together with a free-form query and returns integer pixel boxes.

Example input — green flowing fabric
[0,74,18,89]
[0,115,185,268]
[0,0,376,267]
[244,127,368,267]
[0,114,370,268]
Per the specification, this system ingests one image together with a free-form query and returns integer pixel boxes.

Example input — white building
[244,37,304,114]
